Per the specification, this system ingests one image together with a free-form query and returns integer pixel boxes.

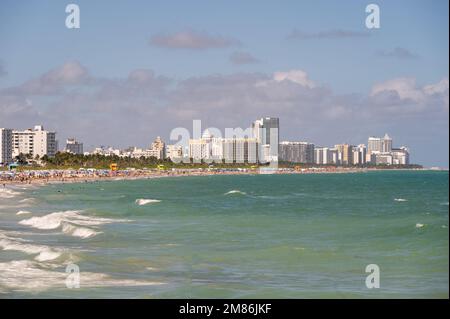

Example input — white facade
[314,147,335,165]
[353,144,367,165]
[166,144,183,160]
[368,134,392,154]
[375,153,393,165]
[252,117,279,163]
[0,128,13,164]
[392,147,409,165]
[223,138,258,163]
[12,125,57,158]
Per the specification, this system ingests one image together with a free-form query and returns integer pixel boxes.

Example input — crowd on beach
[0,166,377,186]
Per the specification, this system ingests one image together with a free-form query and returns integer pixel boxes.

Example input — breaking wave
[224,190,247,196]
[0,259,164,293]
[0,231,62,262]
[135,199,161,206]
[17,210,32,215]
[19,210,129,239]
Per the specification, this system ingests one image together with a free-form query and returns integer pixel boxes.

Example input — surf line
[179,303,214,317]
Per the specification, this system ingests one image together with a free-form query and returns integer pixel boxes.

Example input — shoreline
[0,167,439,188]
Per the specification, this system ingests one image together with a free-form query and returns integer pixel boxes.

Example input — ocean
[0,170,448,298]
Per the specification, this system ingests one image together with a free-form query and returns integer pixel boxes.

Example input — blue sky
[0,0,449,166]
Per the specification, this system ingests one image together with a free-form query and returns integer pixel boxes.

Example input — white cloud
[0,63,448,166]
[273,70,316,88]
[370,77,449,108]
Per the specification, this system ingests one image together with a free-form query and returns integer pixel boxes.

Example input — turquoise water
[0,171,448,298]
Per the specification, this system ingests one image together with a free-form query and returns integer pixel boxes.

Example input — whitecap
[224,190,247,195]
[135,199,161,205]
[394,198,408,202]
[61,223,100,239]
[415,223,425,228]
[0,232,62,261]
[0,260,165,293]
[19,198,36,203]
[17,210,32,215]
[0,188,21,199]
[19,210,129,239]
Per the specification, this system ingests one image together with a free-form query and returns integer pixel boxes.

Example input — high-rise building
[314,147,336,165]
[223,137,258,163]
[65,138,83,155]
[0,128,13,165]
[382,134,392,153]
[189,130,225,162]
[392,147,409,165]
[150,136,165,159]
[279,141,314,163]
[252,117,279,163]
[368,134,392,154]
[335,144,353,165]
[352,144,367,165]
[12,125,57,158]
[166,144,183,160]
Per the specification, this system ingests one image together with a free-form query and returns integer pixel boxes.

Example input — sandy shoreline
[0,167,435,188]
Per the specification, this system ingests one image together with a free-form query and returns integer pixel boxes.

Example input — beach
[0,166,429,187]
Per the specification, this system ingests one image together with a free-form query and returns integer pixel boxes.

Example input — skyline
[0,0,448,167]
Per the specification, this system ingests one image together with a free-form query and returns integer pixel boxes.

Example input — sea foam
[0,259,165,293]
[19,210,128,239]
[17,210,32,215]
[0,188,21,199]
[394,198,408,202]
[135,199,161,205]
[224,190,247,195]
[0,231,62,261]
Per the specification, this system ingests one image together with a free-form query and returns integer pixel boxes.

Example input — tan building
[335,144,353,165]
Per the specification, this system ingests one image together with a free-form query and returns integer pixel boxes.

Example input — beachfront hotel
[12,125,57,159]
[188,129,259,163]
[279,141,315,164]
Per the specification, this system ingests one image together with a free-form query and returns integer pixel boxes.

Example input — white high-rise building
[252,117,279,163]
[150,136,165,159]
[368,134,392,154]
[12,125,57,158]
[392,147,410,165]
[0,128,13,165]
[223,137,258,163]
[353,144,367,165]
[166,145,183,160]
[314,147,335,165]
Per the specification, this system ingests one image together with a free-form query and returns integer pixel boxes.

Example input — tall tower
[382,133,392,153]
[252,117,279,162]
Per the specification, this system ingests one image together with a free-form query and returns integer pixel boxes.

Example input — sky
[0,0,448,167]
